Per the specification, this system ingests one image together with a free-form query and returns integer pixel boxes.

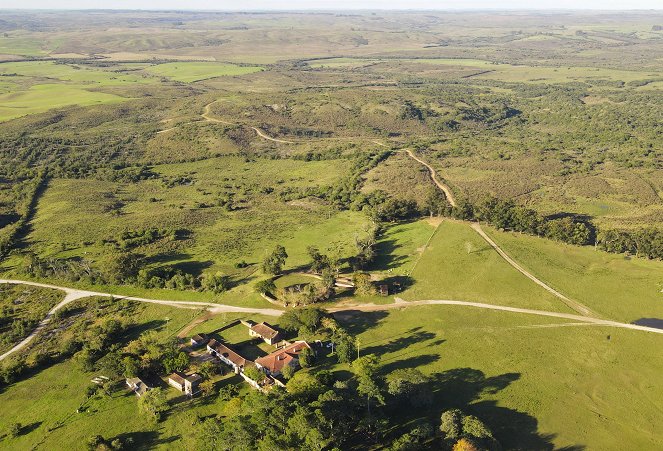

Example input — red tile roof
[250,322,280,340]
[208,339,250,367]
[255,341,311,374]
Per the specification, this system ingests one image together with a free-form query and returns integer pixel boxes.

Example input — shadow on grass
[383,365,585,450]
[113,431,181,450]
[332,310,389,336]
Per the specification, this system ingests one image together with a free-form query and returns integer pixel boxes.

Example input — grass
[0,84,128,122]
[0,285,63,354]
[400,220,570,312]
[143,62,263,83]
[480,225,663,323]
[331,305,663,450]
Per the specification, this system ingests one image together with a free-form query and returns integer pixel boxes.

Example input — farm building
[168,372,202,396]
[255,341,311,376]
[207,339,251,374]
[190,333,209,347]
[126,377,152,397]
[249,322,281,345]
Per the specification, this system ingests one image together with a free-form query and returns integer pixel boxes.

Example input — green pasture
[143,62,263,82]
[0,83,127,122]
[332,305,663,450]
[400,220,569,312]
[480,226,663,323]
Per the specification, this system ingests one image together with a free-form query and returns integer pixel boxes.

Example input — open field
[400,220,571,312]
[142,62,263,82]
[481,226,663,323]
[0,83,128,122]
[332,305,663,450]
[0,9,662,451]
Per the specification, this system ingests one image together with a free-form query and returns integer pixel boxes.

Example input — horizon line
[1,7,662,12]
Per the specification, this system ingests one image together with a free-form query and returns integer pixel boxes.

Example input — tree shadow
[122,319,168,342]
[368,238,410,271]
[362,328,437,356]
[633,318,663,329]
[332,310,389,335]
[112,431,181,450]
[423,368,585,450]
[380,354,441,374]
[18,421,43,436]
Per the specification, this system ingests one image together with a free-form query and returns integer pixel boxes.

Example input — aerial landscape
[0,4,662,450]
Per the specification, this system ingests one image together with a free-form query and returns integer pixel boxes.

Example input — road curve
[0,279,284,362]
[202,101,295,144]
[403,149,457,207]
[1,279,661,362]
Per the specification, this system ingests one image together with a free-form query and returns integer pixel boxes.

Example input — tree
[201,272,230,294]
[123,356,139,378]
[254,278,276,295]
[281,363,296,380]
[243,365,263,383]
[307,246,331,273]
[353,354,384,416]
[386,368,431,407]
[138,388,167,421]
[440,409,464,439]
[262,245,288,275]
[353,272,375,296]
[198,361,217,380]
[99,251,141,284]
[299,347,314,368]
[453,437,482,451]
[335,332,357,364]
[163,351,189,374]
[200,380,216,397]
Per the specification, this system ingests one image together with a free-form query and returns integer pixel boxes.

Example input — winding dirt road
[201,100,295,144]
[0,278,660,362]
[401,149,597,318]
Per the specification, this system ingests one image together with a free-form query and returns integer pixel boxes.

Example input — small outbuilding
[168,372,202,396]
[249,322,281,345]
[126,377,152,397]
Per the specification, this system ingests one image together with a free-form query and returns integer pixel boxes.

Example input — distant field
[0,83,127,121]
[142,62,264,82]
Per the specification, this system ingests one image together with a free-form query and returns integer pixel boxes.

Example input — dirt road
[1,279,660,362]
[401,149,597,317]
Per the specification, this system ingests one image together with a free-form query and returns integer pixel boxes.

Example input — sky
[2,0,661,11]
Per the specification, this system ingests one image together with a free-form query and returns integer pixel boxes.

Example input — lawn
[480,225,663,323]
[330,305,663,450]
[400,220,569,312]
[143,62,264,82]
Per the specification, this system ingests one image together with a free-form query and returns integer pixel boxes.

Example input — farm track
[401,149,598,318]
[1,278,661,363]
